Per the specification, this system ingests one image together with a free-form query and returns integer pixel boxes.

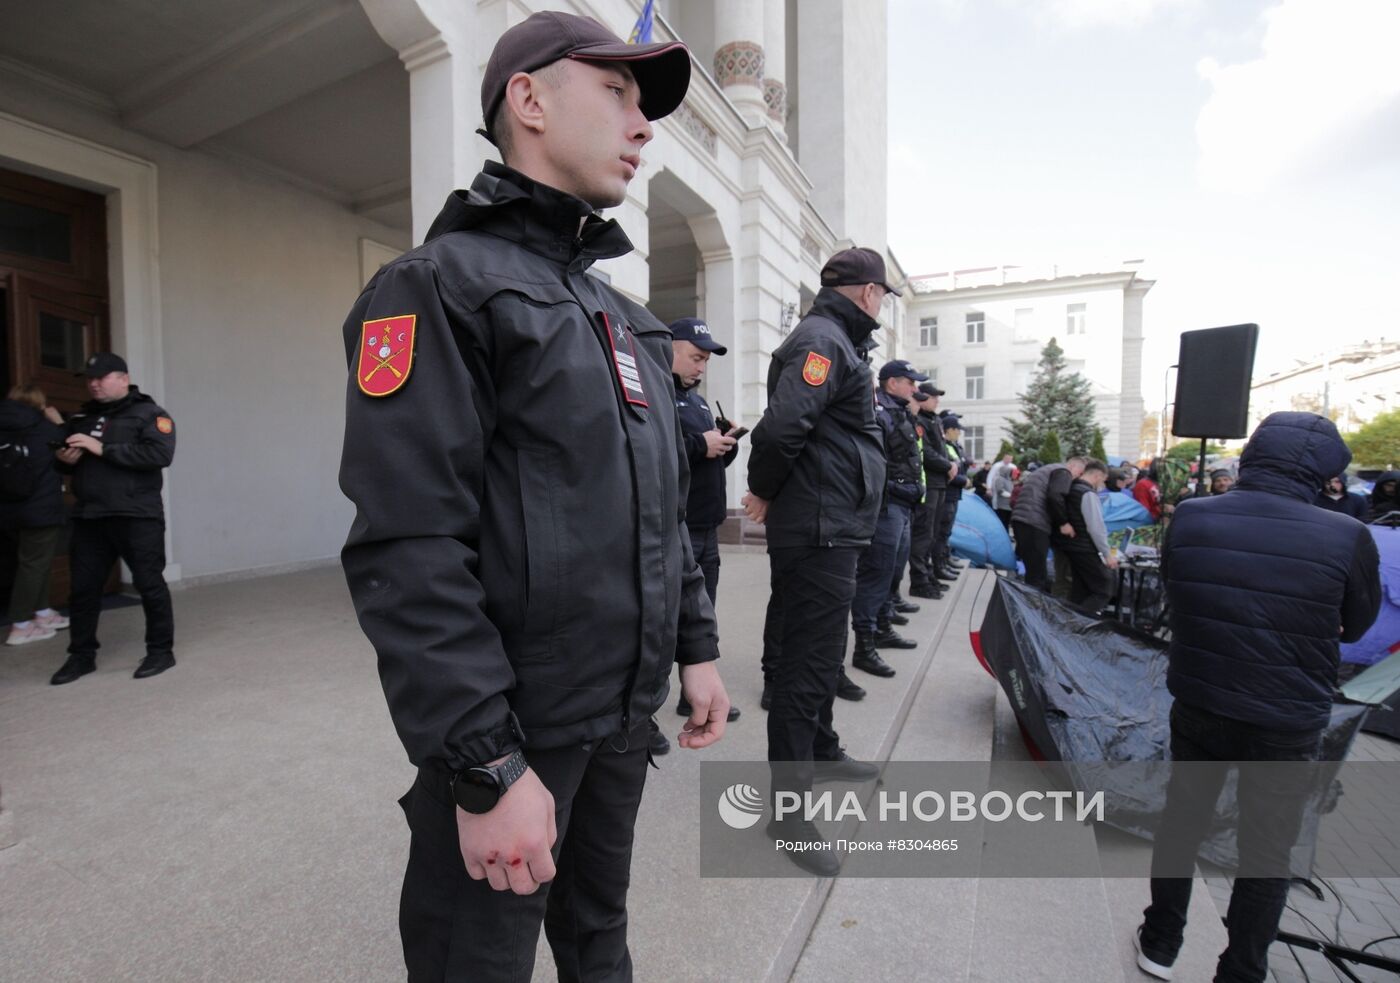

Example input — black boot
[909,582,945,599]
[888,611,909,626]
[648,719,671,756]
[835,670,866,701]
[766,817,841,876]
[677,696,741,722]
[935,566,958,582]
[50,654,95,686]
[133,651,175,679]
[874,619,918,649]
[892,593,920,614]
[852,632,896,677]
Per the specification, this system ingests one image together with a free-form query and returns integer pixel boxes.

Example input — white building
[1249,340,1400,435]
[902,263,1152,462]
[0,0,900,590]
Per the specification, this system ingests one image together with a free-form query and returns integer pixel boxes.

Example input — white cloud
[1196,0,1400,192]
[1041,0,1195,30]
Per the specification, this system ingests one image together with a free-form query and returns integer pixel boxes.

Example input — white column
[713,0,767,125]
[762,0,787,138]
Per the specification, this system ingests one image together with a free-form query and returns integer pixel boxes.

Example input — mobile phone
[727,427,749,440]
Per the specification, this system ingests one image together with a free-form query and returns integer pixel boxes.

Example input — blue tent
[950,493,1017,570]
[1099,490,1153,533]
[1341,525,1400,667]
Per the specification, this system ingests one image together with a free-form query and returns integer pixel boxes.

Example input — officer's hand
[703,430,737,459]
[456,766,557,895]
[742,492,769,524]
[67,434,103,457]
[677,661,729,749]
[1059,523,1075,538]
[55,447,83,465]
[947,464,957,480]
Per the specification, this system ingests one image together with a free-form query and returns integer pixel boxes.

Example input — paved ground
[2,550,1396,982]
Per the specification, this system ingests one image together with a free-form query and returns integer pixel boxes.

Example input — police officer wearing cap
[910,382,954,598]
[744,246,893,875]
[935,413,971,581]
[667,318,742,735]
[337,12,728,980]
[848,360,927,679]
[49,352,178,685]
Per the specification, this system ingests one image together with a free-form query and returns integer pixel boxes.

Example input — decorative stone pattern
[762,78,787,123]
[714,40,765,89]
[671,101,718,157]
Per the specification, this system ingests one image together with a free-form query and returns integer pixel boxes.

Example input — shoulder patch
[801,351,832,387]
[357,314,417,397]
[155,416,173,435]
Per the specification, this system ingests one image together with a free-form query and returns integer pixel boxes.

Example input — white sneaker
[34,611,69,631]
[6,623,57,646]
[1133,925,1175,980]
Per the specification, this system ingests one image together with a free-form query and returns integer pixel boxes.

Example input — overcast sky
[887,0,1400,396]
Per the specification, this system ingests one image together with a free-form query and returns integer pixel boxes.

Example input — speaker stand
[1195,438,1209,498]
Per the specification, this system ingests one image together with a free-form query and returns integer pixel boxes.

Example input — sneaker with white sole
[6,622,56,646]
[1132,924,1175,980]
[34,611,69,631]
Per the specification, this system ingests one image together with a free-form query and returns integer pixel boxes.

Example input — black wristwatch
[451,749,529,814]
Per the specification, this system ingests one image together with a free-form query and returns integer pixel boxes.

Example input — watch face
[453,768,502,814]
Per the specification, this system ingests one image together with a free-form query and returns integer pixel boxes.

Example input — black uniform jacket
[747,288,885,549]
[338,162,719,773]
[57,388,174,520]
[875,388,923,508]
[917,410,953,492]
[0,400,65,528]
[674,377,736,530]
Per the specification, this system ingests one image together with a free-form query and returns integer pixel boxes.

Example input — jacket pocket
[517,448,565,661]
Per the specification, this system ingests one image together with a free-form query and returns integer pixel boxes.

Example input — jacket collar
[80,386,147,416]
[876,388,911,415]
[423,161,634,271]
[808,287,881,354]
[672,373,699,394]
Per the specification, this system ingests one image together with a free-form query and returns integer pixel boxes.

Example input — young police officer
[338,13,729,981]
[744,247,892,875]
[49,352,177,685]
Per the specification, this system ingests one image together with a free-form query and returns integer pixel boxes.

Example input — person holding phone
[665,317,742,741]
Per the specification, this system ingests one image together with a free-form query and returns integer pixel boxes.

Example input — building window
[965,365,984,400]
[919,316,938,348]
[966,312,985,344]
[1067,302,1086,335]
[1014,307,1035,343]
[1012,361,1035,395]
[963,425,984,461]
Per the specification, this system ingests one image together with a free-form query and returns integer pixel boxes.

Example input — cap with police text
[878,359,929,382]
[669,317,727,355]
[481,11,691,138]
[820,247,902,297]
[80,352,128,378]
[918,381,946,398]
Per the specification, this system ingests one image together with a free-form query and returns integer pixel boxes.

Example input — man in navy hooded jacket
[1134,413,1381,983]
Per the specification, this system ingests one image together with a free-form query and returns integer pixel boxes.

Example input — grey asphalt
[3,552,1384,981]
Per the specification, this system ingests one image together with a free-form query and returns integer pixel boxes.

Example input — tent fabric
[1340,649,1400,740]
[1099,490,1153,533]
[978,576,1370,871]
[949,493,1017,570]
[1339,525,1400,667]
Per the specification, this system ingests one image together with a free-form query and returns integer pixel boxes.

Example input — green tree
[1346,409,1400,469]
[1090,430,1107,462]
[1005,338,1104,459]
[1039,431,1062,464]
[995,438,1015,460]
[1165,441,1226,463]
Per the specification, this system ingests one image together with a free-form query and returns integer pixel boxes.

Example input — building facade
[1249,340,1400,436]
[902,263,1151,462]
[0,0,902,585]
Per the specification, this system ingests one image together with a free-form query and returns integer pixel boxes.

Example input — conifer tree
[1005,338,1104,458]
[1039,431,1063,465]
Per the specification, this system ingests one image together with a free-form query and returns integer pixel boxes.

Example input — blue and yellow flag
[628,0,655,44]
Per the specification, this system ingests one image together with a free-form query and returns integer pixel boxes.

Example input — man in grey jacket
[1010,456,1085,591]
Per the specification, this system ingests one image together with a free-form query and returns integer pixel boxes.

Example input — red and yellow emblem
[801,351,831,387]
[155,416,173,435]
[357,314,417,397]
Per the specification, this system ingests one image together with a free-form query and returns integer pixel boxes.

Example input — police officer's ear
[503,63,566,144]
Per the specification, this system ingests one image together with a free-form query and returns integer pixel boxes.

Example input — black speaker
[1172,323,1259,439]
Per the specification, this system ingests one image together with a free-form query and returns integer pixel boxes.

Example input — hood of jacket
[423,161,633,272]
[0,399,41,434]
[1235,412,1351,504]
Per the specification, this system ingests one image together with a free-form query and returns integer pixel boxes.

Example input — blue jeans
[1142,700,1324,983]
[851,501,910,634]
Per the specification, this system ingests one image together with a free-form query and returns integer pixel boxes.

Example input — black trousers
[1012,521,1050,591]
[1143,702,1323,983]
[687,523,720,607]
[935,495,958,564]
[765,546,857,793]
[68,517,173,659]
[400,725,650,983]
[1063,547,1116,615]
[909,490,943,589]
[853,502,909,633]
